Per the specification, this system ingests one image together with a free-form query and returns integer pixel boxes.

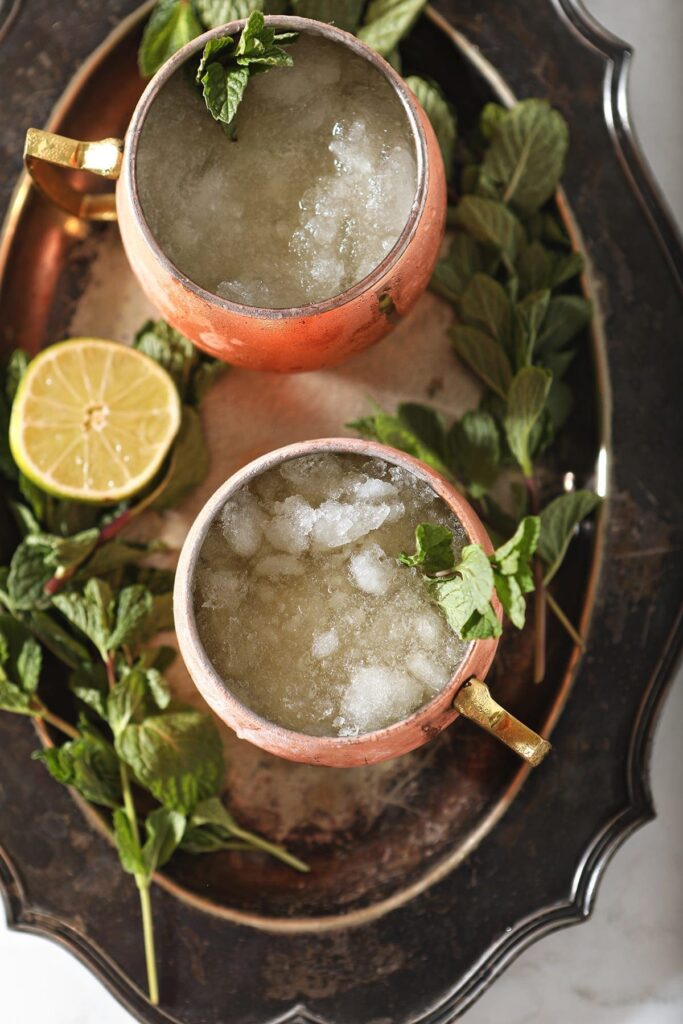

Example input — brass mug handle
[23,128,123,222]
[454,678,551,767]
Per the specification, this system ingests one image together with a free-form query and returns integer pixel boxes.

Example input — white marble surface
[2,1,682,1022]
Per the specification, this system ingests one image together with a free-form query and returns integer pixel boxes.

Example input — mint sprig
[0,324,306,1007]
[196,12,297,133]
[399,517,539,640]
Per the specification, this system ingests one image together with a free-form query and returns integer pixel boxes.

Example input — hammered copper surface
[0,3,680,1023]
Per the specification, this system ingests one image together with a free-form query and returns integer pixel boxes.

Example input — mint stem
[226,822,309,874]
[33,699,80,739]
[106,652,159,1005]
[546,590,585,650]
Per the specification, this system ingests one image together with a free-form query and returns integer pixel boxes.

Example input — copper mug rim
[25,15,431,320]
[174,437,504,769]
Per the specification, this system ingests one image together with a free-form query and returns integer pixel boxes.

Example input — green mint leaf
[182,796,309,871]
[396,403,447,461]
[459,273,513,350]
[452,196,525,262]
[7,539,54,610]
[198,12,296,127]
[0,392,16,481]
[28,610,91,669]
[9,502,41,537]
[141,807,186,875]
[492,515,540,593]
[398,523,456,574]
[456,543,495,614]
[133,319,197,400]
[107,669,150,738]
[348,406,451,478]
[152,406,210,510]
[202,60,250,124]
[4,348,29,405]
[517,242,583,297]
[459,603,503,640]
[290,0,365,32]
[479,99,569,212]
[0,615,42,695]
[504,367,552,476]
[195,0,268,28]
[117,708,224,814]
[139,0,203,78]
[479,102,506,140]
[358,0,427,56]
[536,295,592,353]
[447,409,500,499]
[74,539,163,582]
[404,76,456,179]
[514,288,551,366]
[69,662,109,719]
[430,233,484,303]
[0,679,34,715]
[450,324,513,399]
[113,808,146,876]
[134,592,174,645]
[108,585,154,650]
[538,490,600,583]
[493,570,526,628]
[34,727,121,808]
[52,578,113,659]
[51,528,100,576]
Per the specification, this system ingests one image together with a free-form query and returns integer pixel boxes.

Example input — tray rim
[0,1,681,1022]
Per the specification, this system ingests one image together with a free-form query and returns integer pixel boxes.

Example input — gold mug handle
[454,678,551,767]
[23,128,124,222]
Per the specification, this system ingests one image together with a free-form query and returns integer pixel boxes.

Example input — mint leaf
[133,319,197,398]
[141,807,186,874]
[405,76,456,178]
[460,273,512,350]
[479,99,569,212]
[195,0,272,27]
[358,0,427,57]
[348,406,451,478]
[34,727,121,808]
[480,102,506,140]
[74,539,162,581]
[7,539,53,610]
[537,296,592,353]
[4,348,29,405]
[517,242,583,297]
[69,662,108,718]
[492,571,525,628]
[538,490,600,583]
[139,0,203,78]
[514,289,551,366]
[28,610,91,669]
[460,603,502,640]
[117,708,224,814]
[290,0,364,32]
[447,409,500,498]
[425,543,496,639]
[492,515,539,593]
[452,196,525,262]
[431,233,484,303]
[52,578,113,659]
[398,523,456,574]
[396,403,447,461]
[450,325,513,399]
[108,585,154,650]
[504,367,552,476]
[456,544,495,614]
[152,406,209,511]
[197,12,297,130]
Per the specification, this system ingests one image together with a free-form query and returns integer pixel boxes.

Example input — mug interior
[123,16,428,317]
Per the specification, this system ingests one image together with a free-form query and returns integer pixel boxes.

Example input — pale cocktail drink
[136,35,418,308]
[193,454,468,737]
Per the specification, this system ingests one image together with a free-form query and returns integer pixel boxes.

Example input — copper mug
[174,438,552,769]
[23,16,446,373]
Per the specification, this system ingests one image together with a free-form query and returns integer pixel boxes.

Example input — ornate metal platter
[0,2,680,1022]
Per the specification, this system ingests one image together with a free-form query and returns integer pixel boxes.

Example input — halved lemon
[9,338,181,503]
